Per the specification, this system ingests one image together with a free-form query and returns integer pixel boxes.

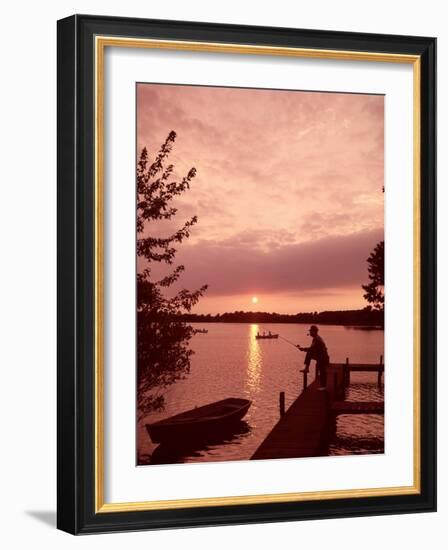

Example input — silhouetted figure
[297,325,329,390]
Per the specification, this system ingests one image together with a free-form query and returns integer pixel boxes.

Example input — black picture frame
[57,14,436,534]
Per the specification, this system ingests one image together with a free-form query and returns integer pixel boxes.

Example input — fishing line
[278,335,301,349]
[255,325,301,350]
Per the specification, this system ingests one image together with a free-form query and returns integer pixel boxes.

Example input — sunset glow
[137,84,384,314]
[136,82,385,467]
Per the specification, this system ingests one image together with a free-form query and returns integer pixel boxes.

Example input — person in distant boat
[297,325,329,390]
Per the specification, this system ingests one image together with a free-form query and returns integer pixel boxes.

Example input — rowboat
[146,398,251,445]
[255,333,279,339]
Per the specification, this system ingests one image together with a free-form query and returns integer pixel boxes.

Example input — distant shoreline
[177,308,384,328]
[187,320,384,329]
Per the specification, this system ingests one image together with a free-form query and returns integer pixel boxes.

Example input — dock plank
[332,363,384,372]
[331,401,384,415]
[251,382,330,460]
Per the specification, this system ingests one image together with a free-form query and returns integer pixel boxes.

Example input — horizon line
[182,307,381,316]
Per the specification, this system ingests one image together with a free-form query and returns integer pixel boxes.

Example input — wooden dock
[251,360,384,461]
[341,357,384,386]
[331,401,384,415]
[251,380,330,460]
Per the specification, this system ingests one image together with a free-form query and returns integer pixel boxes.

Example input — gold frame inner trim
[94,35,421,513]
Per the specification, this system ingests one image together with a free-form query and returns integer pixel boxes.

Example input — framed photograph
[57,15,436,534]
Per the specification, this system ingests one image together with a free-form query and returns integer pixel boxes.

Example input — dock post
[378,355,383,386]
[345,357,350,387]
[279,391,285,417]
[333,371,338,400]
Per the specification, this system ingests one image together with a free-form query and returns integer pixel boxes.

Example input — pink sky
[137,84,384,314]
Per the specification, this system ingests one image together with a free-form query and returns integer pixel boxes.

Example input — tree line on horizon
[179,308,384,326]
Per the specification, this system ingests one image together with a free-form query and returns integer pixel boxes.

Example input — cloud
[164,227,383,296]
[136,83,384,310]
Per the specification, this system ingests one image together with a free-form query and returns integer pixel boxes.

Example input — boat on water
[195,328,209,334]
[146,398,252,445]
[255,333,279,340]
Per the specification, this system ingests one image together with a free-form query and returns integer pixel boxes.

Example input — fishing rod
[278,335,301,350]
[255,325,302,351]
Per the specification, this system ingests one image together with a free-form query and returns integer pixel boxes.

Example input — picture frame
[57,14,436,534]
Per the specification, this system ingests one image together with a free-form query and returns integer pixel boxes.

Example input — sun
[251,296,259,304]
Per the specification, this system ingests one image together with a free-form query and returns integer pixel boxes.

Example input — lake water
[137,323,384,465]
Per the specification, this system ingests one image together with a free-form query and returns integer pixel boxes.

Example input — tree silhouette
[137,131,207,418]
[362,240,384,311]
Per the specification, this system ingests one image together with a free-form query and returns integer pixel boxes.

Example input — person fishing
[297,325,329,390]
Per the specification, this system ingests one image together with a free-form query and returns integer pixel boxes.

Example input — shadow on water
[149,421,251,465]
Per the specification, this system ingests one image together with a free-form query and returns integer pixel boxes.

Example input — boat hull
[146,398,251,445]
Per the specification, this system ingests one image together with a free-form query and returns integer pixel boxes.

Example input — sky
[137,83,384,314]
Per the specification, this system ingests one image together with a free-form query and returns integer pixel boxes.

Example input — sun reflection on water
[246,324,262,393]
